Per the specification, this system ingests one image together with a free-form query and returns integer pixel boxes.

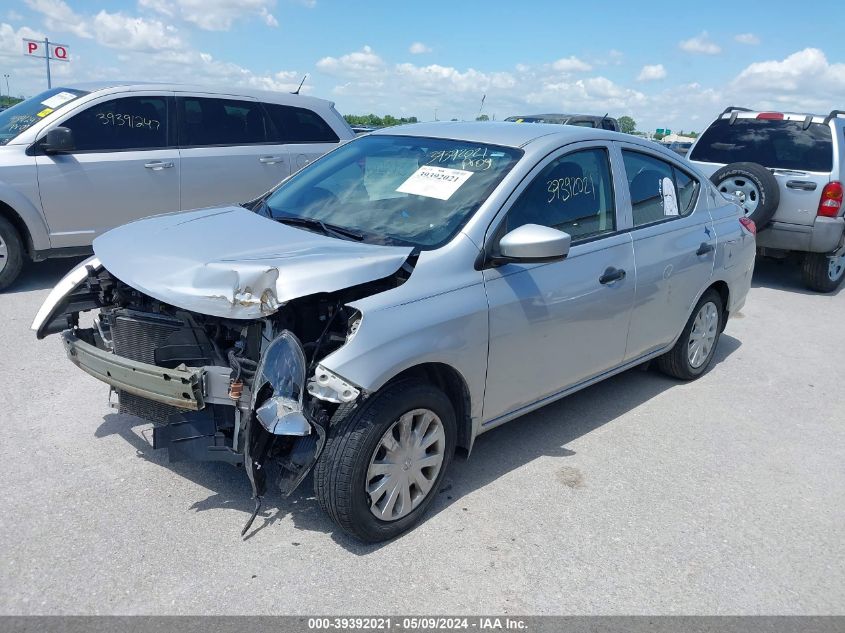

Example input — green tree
[618,116,636,134]
[475,114,489,121]
[343,114,419,128]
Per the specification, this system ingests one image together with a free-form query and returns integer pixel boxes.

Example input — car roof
[507,113,613,121]
[370,121,622,148]
[60,81,333,108]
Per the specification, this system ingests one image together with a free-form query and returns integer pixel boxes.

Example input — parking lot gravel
[1,256,843,615]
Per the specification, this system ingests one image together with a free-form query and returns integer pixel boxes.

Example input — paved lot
[1,256,843,615]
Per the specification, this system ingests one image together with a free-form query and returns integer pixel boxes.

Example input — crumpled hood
[93,206,413,319]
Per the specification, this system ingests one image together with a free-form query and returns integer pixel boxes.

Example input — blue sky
[2,0,843,131]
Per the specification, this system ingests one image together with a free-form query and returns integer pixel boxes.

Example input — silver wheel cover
[717,176,761,216]
[366,408,445,522]
[688,301,719,369]
[0,232,7,275]
[828,253,845,282]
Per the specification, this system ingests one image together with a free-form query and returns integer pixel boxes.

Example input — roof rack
[823,110,845,125]
[719,106,752,117]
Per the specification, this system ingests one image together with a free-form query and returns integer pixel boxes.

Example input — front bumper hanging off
[61,331,205,410]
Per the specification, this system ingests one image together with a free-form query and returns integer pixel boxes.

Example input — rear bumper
[756,216,845,253]
[61,331,205,410]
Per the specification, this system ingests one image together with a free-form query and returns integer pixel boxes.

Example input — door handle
[259,155,285,164]
[599,267,626,284]
[786,180,817,191]
[696,242,715,256]
[144,161,174,170]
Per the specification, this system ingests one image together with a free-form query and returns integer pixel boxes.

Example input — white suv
[0,82,354,290]
[688,107,844,292]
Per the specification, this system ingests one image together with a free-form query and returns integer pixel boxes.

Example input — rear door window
[177,96,271,146]
[263,103,340,143]
[62,96,168,151]
[622,150,700,226]
[689,118,833,172]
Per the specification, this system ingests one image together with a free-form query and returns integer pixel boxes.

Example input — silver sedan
[33,122,756,542]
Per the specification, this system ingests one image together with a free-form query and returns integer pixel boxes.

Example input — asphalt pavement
[1,255,843,615]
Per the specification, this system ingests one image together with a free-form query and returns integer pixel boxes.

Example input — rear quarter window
[690,118,833,172]
[263,103,340,143]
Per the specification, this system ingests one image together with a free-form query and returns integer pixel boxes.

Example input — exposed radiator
[110,311,189,424]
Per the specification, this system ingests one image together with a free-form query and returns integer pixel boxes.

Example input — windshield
[262,135,523,249]
[690,118,833,172]
[0,88,88,145]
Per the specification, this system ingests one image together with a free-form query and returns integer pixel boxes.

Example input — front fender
[0,182,51,253]
[319,281,489,425]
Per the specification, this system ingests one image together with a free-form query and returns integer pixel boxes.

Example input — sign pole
[45,36,51,89]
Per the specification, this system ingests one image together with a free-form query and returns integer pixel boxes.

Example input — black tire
[802,252,845,293]
[0,216,25,292]
[657,289,724,381]
[314,380,456,543]
[710,162,780,228]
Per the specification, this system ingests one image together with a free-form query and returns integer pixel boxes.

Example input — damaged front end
[32,251,411,535]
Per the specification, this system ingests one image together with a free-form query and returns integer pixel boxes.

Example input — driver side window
[504,148,616,241]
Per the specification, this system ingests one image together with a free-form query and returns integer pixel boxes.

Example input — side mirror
[496,223,571,264]
[43,127,75,153]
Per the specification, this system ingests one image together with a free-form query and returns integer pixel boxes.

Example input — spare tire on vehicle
[710,162,780,228]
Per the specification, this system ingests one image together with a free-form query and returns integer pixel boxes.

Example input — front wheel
[657,289,724,380]
[314,380,456,542]
[0,216,25,292]
[802,251,845,293]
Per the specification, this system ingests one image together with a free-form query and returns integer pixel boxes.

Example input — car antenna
[292,74,308,95]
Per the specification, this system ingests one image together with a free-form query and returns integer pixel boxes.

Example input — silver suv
[33,122,755,542]
[0,82,354,290]
[688,107,844,292]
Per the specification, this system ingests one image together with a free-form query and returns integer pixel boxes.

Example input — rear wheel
[0,216,25,292]
[314,380,456,542]
[710,162,780,228]
[657,289,724,380]
[802,251,845,292]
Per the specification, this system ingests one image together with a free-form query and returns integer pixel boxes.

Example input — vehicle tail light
[817,181,843,217]
[739,217,756,235]
[756,112,784,120]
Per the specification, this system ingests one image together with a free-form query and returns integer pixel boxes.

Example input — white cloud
[138,0,279,31]
[409,42,432,55]
[91,11,182,52]
[734,32,760,45]
[730,48,845,110]
[551,55,592,73]
[25,0,90,38]
[637,64,667,81]
[679,31,721,55]
[317,45,386,76]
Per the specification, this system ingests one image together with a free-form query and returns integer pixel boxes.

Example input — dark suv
[505,113,619,132]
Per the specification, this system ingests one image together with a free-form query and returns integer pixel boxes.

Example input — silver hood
[93,206,413,319]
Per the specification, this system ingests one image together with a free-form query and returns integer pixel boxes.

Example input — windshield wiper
[274,216,364,241]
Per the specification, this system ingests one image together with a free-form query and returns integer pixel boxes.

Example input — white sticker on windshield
[396,165,473,200]
[661,176,679,216]
[41,91,77,109]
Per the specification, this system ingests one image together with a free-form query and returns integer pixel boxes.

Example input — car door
[176,94,290,210]
[482,143,636,423]
[34,92,179,248]
[618,145,716,361]
[262,102,342,172]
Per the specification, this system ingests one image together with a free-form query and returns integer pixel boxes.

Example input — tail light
[739,217,756,235]
[756,112,784,120]
[818,181,843,217]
